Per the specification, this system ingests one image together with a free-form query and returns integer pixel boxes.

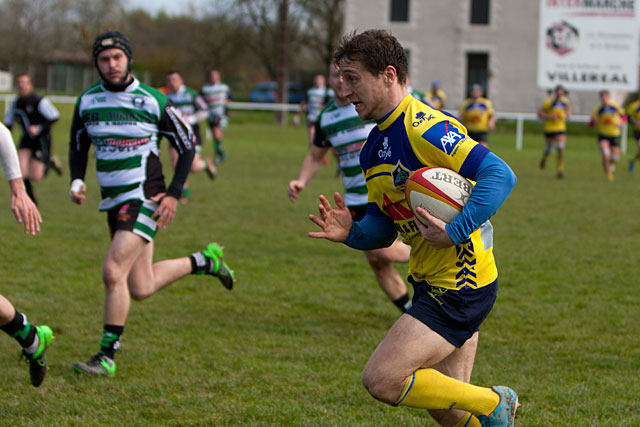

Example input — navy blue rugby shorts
[407,277,498,348]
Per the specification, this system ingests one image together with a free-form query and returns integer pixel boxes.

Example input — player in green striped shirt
[165,70,217,203]
[68,31,236,377]
[288,62,411,313]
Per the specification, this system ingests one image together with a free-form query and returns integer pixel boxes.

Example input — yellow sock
[452,412,482,427]
[395,368,499,415]
[557,159,564,173]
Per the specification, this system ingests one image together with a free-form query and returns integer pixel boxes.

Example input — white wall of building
[0,71,12,92]
[343,0,614,115]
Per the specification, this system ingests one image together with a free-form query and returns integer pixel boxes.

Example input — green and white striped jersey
[167,85,208,119]
[313,100,374,207]
[305,86,334,122]
[200,82,230,119]
[70,77,195,211]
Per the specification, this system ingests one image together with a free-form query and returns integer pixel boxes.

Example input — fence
[0,95,628,154]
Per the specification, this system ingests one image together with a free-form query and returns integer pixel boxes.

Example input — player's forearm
[344,205,398,250]
[298,151,325,185]
[68,147,88,181]
[167,150,195,199]
[446,152,517,244]
[0,124,22,181]
[8,177,26,195]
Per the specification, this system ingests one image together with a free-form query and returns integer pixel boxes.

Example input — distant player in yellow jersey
[426,80,446,110]
[309,30,518,427]
[459,84,495,147]
[590,90,625,181]
[625,95,640,173]
[538,85,571,178]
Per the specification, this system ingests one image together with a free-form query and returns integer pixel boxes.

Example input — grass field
[0,102,639,426]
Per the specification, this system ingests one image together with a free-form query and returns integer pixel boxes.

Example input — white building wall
[343,0,603,115]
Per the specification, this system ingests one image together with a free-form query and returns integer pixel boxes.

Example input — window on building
[390,0,409,22]
[466,52,489,96]
[470,0,490,25]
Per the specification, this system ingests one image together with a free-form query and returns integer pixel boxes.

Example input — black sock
[99,324,124,359]
[0,311,36,347]
[24,179,37,205]
[189,252,212,274]
[392,293,411,313]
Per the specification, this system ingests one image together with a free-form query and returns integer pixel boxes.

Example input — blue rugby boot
[478,386,519,427]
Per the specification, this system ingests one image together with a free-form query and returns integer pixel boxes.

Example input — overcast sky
[125,0,227,16]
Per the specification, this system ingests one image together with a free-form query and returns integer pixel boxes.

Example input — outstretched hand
[11,186,41,235]
[308,192,352,242]
[414,207,455,249]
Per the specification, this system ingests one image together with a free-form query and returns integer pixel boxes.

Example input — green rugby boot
[23,325,53,387]
[73,354,116,378]
[201,243,235,290]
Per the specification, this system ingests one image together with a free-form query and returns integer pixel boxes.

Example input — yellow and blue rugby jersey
[360,95,497,290]
[460,97,494,133]
[592,101,624,137]
[541,95,570,133]
[426,88,446,110]
[625,100,640,131]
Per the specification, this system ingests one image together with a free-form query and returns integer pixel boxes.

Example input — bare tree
[276,0,289,124]
[298,0,344,70]
[0,0,74,67]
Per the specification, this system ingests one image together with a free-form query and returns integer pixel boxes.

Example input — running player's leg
[28,156,46,182]
[427,333,481,426]
[186,126,215,177]
[33,134,51,179]
[555,133,566,178]
[73,230,146,376]
[213,123,226,163]
[128,240,235,301]
[610,144,620,174]
[18,148,37,204]
[103,230,148,324]
[0,294,53,386]
[127,240,192,301]
[362,315,511,423]
[364,240,411,312]
[540,135,553,169]
[599,138,613,179]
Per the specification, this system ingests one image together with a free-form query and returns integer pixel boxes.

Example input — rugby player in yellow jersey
[459,84,496,148]
[538,85,571,179]
[589,90,625,181]
[625,95,640,173]
[308,30,518,427]
[427,80,446,110]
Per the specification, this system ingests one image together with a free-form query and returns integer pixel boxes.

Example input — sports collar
[377,95,412,131]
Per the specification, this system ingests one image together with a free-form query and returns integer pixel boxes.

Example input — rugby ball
[405,167,473,223]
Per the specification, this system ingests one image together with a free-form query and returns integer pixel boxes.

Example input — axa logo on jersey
[422,121,465,155]
[378,137,392,160]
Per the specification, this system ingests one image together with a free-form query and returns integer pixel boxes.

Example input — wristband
[70,179,85,199]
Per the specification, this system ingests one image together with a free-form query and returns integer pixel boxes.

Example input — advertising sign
[538,0,638,90]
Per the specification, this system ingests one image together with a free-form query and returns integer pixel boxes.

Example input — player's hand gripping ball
[405,167,473,224]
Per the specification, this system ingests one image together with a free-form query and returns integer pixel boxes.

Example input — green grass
[0,103,639,425]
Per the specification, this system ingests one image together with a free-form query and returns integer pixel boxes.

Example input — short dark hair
[333,29,408,85]
[14,72,30,81]
[166,69,181,76]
